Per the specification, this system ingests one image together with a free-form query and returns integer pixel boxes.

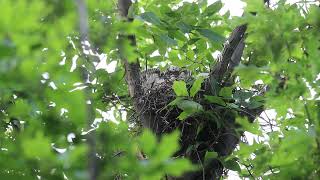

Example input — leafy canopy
[0,0,320,179]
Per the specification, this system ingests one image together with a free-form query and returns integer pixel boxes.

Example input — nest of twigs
[138,69,195,136]
[138,69,266,161]
[137,69,237,160]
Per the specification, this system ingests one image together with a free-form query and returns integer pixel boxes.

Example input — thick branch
[207,25,247,87]
[118,0,133,19]
[117,0,145,124]
[118,0,142,98]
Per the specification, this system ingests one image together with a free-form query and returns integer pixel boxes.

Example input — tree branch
[118,0,142,97]
[117,0,147,127]
[209,24,247,85]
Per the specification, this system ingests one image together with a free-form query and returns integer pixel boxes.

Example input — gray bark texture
[117,0,148,127]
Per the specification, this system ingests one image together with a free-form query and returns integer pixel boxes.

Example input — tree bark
[206,24,247,90]
[117,0,142,99]
[117,0,154,131]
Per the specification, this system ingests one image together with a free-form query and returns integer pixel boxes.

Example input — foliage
[230,1,320,179]
[0,0,320,179]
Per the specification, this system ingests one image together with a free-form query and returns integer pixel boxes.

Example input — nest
[138,68,194,135]
[136,68,239,162]
[119,24,264,179]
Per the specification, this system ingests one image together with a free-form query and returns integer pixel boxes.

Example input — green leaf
[234,90,254,101]
[0,40,15,58]
[234,65,264,87]
[22,132,52,159]
[188,38,201,45]
[204,151,218,164]
[203,1,222,16]
[226,103,240,110]
[177,100,203,112]
[197,29,225,43]
[177,111,190,120]
[139,12,162,26]
[177,21,193,33]
[168,97,184,106]
[306,5,320,26]
[236,117,262,135]
[68,144,88,166]
[120,38,139,63]
[154,131,180,162]
[172,30,188,41]
[190,77,204,97]
[8,99,31,119]
[270,130,313,166]
[176,100,203,120]
[244,0,264,14]
[204,95,226,106]
[140,130,157,155]
[159,34,178,46]
[173,81,189,96]
[163,159,194,176]
[248,97,264,109]
[140,44,157,54]
[224,159,241,172]
[219,87,233,98]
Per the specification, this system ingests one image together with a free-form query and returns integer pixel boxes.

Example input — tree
[0,0,319,179]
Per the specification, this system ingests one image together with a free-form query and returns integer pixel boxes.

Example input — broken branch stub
[208,24,247,87]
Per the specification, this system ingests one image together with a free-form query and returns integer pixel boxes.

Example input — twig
[196,150,206,180]
[244,163,255,179]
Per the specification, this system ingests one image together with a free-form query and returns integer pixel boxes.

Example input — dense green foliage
[0,0,319,179]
